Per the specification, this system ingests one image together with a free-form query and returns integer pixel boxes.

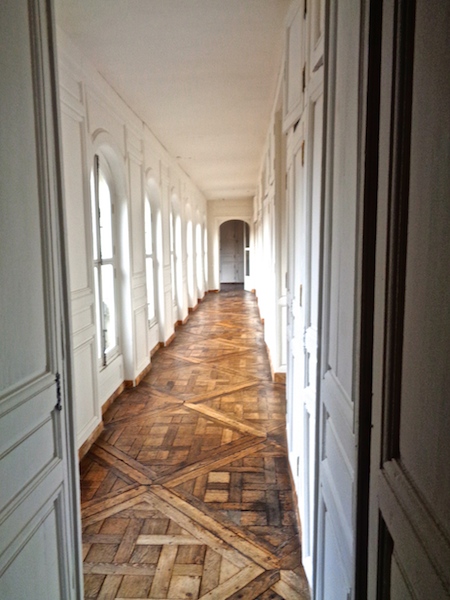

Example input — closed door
[315,0,361,597]
[369,0,450,597]
[0,1,80,598]
[300,89,323,583]
[286,123,306,532]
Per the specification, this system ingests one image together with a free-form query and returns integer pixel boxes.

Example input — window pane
[170,212,176,303]
[146,257,155,321]
[94,266,102,359]
[91,170,98,261]
[145,199,153,254]
[101,264,116,354]
[99,171,113,260]
[196,224,202,290]
[204,227,208,282]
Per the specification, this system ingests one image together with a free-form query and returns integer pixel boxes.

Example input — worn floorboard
[81,289,310,599]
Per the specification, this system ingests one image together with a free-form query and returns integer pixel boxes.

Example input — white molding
[379,461,450,596]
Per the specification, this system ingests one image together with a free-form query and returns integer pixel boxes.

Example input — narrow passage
[80,289,310,599]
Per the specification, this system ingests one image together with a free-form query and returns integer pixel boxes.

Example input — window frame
[91,154,120,367]
[144,195,157,327]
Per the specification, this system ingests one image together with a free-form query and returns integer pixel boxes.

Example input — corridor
[80,289,310,599]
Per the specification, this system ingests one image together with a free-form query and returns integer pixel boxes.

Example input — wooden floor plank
[149,545,178,598]
[148,487,279,570]
[79,290,309,599]
[185,402,267,437]
[157,439,268,487]
[199,547,221,596]
[198,564,264,600]
[226,569,281,600]
[143,490,250,569]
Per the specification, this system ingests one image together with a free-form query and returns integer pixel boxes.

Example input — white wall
[57,29,207,449]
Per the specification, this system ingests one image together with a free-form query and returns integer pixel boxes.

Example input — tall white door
[368,0,450,597]
[298,86,323,583]
[286,122,305,474]
[0,1,81,598]
[315,0,362,597]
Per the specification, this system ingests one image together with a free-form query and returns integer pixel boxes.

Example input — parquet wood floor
[80,290,310,599]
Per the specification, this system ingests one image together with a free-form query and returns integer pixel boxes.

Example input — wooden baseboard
[78,381,127,460]
[208,289,219,294]
[135,362,152,386]
[124,361,153,388]
[265,343,287,384]
[286,455,303,539]
[151,342,162,356]
[78,421,104,461]
[274,372,286,384]
[164,332,176,347]
[102,383,125,415]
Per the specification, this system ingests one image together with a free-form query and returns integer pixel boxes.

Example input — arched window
[144,197,156,323]
[170,195,183,320]
[91,155,119,366]
[196,221,203,296]
[186,216,195,305]
[169,208,176,308]
[175,213,183,307]
[203,221,208,291]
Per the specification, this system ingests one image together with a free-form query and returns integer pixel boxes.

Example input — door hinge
[55,372,62,411]
[297,456,300,476]
[302,64,306,92]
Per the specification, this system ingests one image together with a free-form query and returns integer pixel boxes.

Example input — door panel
[286,124,306,471]
[316,0,361,597]
[369,0,450,597]
[301,89,323,581]
[0,0,80,597]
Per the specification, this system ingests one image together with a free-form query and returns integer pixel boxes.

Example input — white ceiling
[54,0,290,200]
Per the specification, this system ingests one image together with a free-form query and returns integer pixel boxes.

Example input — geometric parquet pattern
[81,288,310,599]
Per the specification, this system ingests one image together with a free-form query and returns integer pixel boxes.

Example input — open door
[0,0,81,597]
[368,0,450,597]
[219,220,246,286]
[314,1,363,597]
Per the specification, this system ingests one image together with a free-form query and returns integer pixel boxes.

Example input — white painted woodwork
[146,175,164,349]
[309,0,325,75]
[368,0,450,597]
[283,0,306,132]
[286,121,306,469]
[315,0,361,597]
[297,86,323,583]
[0,0,81,596]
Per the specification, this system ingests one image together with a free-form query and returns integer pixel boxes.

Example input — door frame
[47,0,84,593]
